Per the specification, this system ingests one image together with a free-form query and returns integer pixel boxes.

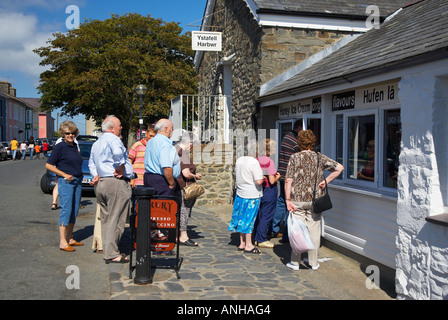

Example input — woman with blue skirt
[228,142,264,254]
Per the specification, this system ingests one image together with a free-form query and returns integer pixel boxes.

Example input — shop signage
[150,199,178,252]
[279,97,320,119]
[356,82,398,107]
[312,97,322,114]
[192,31,222,51]
[332,91,355,111]
[134,199,178,252]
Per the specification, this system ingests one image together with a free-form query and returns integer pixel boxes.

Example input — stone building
[171,0,448,299]
[172,0,406,206]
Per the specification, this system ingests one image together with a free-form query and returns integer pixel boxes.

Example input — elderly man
[144,118,181,196]
[89,115,134,263]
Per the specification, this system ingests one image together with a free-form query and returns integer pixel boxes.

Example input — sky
[0,0,207,134]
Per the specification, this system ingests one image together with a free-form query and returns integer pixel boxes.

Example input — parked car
[40,141,95,194]
[76,135,98,142]
[0,142,11,159]
[0,144,7,161]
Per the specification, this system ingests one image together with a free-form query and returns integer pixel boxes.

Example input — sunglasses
[65,132,76,136]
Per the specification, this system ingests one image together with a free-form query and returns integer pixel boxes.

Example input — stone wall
[192,143,234,206]
[196,0,356,206]
[395,69,448,300]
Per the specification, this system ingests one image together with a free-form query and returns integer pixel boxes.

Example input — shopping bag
[287,211,315,255]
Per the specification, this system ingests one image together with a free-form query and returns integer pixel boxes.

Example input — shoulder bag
[312,152,333,213]
[183,177,205,201]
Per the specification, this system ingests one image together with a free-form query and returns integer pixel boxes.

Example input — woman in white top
[228,141,264,254]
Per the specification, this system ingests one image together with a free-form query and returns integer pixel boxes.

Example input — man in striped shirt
[270,120,302,240]
[128,126,157,187]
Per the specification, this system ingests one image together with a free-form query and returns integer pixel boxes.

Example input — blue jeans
[270,180,289,240]
[29,148,34,159]
[58,176,82,226]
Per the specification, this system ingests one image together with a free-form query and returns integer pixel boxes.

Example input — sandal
[244,247,261,254]
[51,203,57,210]
[180,239,198,246]
[105,254,129,264]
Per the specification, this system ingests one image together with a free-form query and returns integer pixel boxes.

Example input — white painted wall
[395,61,448,300]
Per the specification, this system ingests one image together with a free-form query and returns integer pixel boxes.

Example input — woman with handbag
[284,130,343,271]
[175,131,203,246]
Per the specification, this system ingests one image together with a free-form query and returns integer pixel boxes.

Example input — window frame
[333,105,400,196]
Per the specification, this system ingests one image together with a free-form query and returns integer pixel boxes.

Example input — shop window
[348,114,376,182]
[384,109,401,188]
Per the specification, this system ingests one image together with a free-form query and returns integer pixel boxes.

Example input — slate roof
[258,0,448,100]
[253,0,407,19]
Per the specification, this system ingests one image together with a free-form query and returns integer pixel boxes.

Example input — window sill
[425,213,448,228]
[329,182,397,201]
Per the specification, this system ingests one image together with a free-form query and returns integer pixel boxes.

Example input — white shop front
[269,79,401,270]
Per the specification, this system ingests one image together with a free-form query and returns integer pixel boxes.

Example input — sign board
[192,31,222,51]
[134,199,178,252]
[279,97,321,119]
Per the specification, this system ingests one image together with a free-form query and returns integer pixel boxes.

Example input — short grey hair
[154,119,171,132]
[102,115,116,132]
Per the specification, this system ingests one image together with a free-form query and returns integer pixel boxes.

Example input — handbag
[312,152,333,213]
[183,178,205,201]
[287,211,315,255]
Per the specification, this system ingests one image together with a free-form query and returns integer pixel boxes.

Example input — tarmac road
[0,158,108,300]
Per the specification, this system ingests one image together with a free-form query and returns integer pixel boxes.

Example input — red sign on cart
[150,199,178,251]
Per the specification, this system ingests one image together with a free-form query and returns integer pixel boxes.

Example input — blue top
[88,132,134,179]
[47,141,83,178]
[144,133,180,178]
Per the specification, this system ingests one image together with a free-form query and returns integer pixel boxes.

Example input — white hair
[154,119,171,132]
[102,115,116,132]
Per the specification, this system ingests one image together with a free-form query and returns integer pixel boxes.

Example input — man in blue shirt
[89,115,133,264]
[144,118,180,196]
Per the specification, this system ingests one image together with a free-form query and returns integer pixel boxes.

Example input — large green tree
[34,13,197,141]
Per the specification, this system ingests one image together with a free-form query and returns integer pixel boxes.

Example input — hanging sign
[192,31,222,51]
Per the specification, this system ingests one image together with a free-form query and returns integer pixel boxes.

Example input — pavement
[104,204,396,300]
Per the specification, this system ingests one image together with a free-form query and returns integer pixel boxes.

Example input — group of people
[228,120,344,272]
[9,136,43,160]
[45,116,201,264]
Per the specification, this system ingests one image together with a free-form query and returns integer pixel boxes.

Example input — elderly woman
[285,130,343,270]
[254,138,281,248]
[175,131,203,246]
[46,121,83,252]
[228,141,264,254]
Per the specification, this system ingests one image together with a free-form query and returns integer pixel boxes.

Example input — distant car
[0,144,7,161]
[40,141,95,194]
[76,135,98,142]
[0,142,11,159]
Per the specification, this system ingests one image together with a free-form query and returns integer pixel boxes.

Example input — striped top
[128,139,147,186]
[277,131,299,181]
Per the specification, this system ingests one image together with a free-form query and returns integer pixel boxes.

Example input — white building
[257,0,448,300]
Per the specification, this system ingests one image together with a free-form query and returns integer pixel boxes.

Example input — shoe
[60,245,75,252]
[180,239,198,246]
[257,241,274,248]
[105,255,129,264]
[311,263,320,271]
[286,262,299,271]
[69,240,84,246]
[244,247,261,254]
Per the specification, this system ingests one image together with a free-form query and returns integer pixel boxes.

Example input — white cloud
[0,11,53,79]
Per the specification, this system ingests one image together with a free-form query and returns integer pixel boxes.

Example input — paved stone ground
[108,205,395,300]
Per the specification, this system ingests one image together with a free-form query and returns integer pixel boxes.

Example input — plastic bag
[287,211,315,255]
